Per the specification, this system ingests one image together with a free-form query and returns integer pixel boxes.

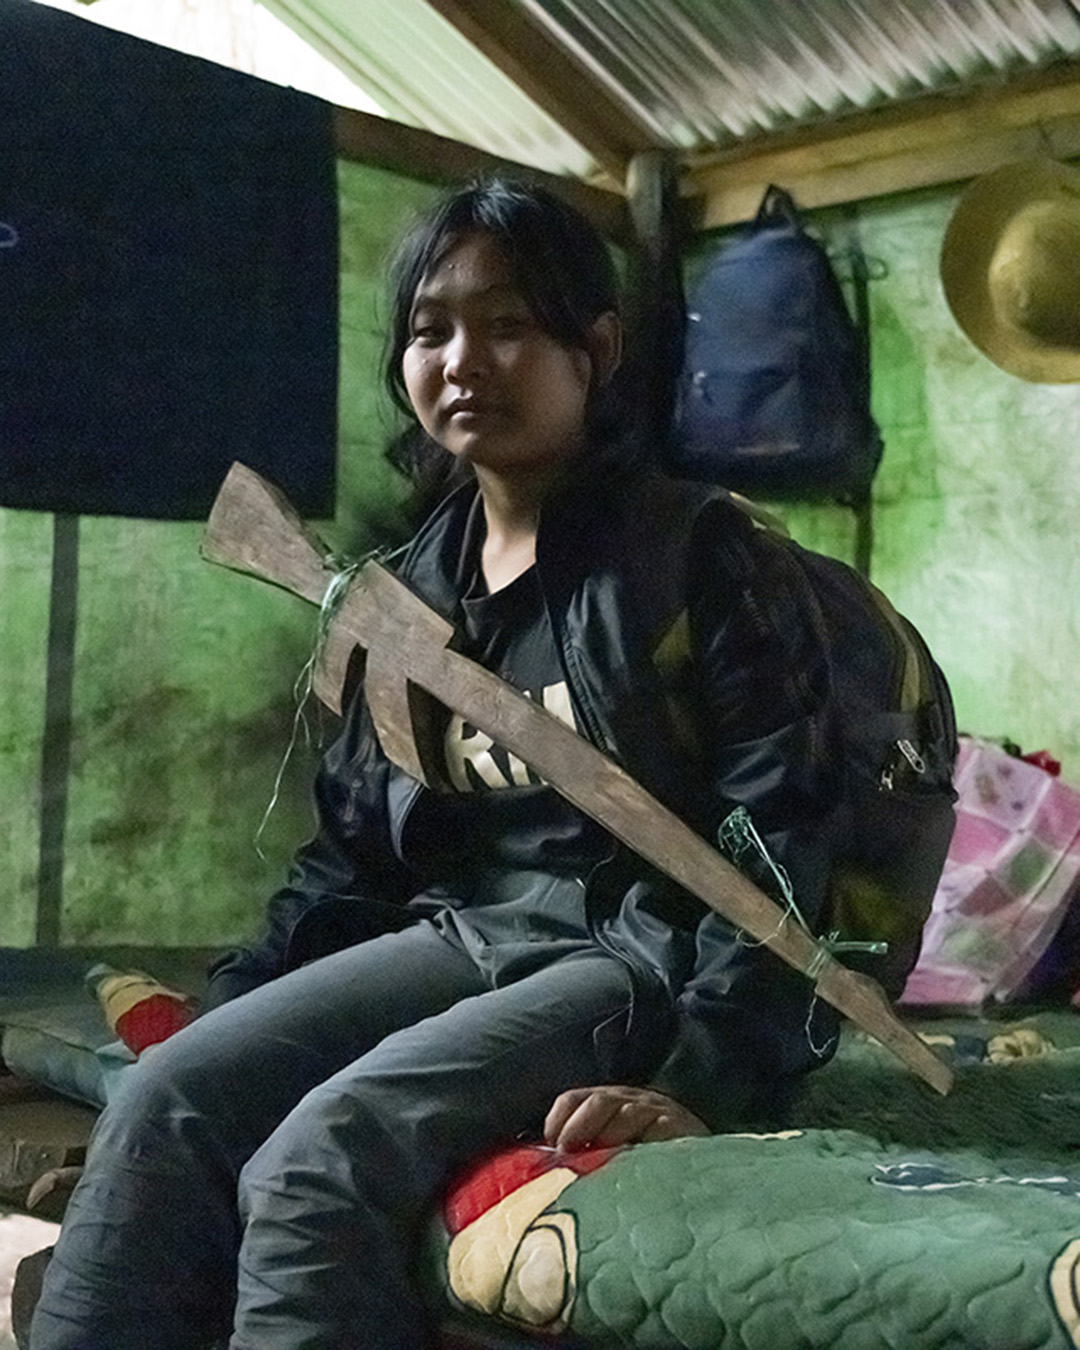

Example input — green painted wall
[0,510,52,947]
[2,168,1077,950]
[0,161,434,948]
[778,186,1080,778]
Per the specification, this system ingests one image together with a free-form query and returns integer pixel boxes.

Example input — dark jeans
[30,917,669,1350]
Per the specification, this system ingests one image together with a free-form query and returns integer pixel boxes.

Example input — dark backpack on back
[716,499,958,999]
[671,185,883,503]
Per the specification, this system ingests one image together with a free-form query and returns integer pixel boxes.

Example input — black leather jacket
[206,469,841,1129]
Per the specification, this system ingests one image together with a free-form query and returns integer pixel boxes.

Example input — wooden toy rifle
[203,462,952,1096]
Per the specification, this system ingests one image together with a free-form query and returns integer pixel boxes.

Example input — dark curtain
[0,0,338,519]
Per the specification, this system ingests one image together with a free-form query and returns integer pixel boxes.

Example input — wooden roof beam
[683,61,1080,227]
[421,0,662,185]
[331,104,630,243]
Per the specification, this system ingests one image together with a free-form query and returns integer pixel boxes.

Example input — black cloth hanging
[0,0,338,520]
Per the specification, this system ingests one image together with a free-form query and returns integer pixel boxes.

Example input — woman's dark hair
[381,178,627,514]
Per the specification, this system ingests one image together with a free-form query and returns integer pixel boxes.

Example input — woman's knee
[107,1016,231,1115]
[86,1020,262,1178]
[238,1074,442,1226]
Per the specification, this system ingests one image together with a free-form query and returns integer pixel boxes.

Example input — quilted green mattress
[425,1013,1080,1349]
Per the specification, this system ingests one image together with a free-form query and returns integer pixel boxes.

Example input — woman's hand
[544,1085,710,1151]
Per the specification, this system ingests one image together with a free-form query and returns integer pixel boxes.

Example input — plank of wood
[351,565,952,1094]
[202,464,953,1096]
[684,61,1080,225]
[331,105,631,243]
[36,515,79,947]
[421,0,660,181]
[0,1077,95,1204]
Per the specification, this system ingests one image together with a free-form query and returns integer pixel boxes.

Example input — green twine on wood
[717,804,888,1060]
[253,545,403,860]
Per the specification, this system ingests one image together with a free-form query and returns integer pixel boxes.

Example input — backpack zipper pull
[880,737,927,791]
[899,738,927,774]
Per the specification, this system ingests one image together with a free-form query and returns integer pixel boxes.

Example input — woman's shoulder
[594,472,782,572]
[395,481,481,597]
[549,465,719,538]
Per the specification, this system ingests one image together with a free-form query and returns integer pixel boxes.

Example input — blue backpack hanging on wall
[671,184,883,502]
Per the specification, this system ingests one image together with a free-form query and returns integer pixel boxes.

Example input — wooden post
[36,513,79,946]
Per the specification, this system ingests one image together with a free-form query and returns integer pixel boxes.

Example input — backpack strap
[842,204,877,576]
[754,183,801,229]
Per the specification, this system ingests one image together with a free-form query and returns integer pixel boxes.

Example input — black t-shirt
[398,558,612,882]
[447,563,574,792]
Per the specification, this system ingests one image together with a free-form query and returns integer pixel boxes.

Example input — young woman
[31,180,839,1350]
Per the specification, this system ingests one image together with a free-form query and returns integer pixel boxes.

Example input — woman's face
[401,231,603,482]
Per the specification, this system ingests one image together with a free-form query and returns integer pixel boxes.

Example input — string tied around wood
[253,543,405,858]
[718,805,887,1057]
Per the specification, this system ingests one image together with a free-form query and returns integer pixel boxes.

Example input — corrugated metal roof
[515,0,1080,149]
[261,0,598,176]
[261,0,1080,181]
[28,0,1080,181]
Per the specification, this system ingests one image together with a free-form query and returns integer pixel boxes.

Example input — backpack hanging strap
[843,203,876,578]
[754,183,801,229]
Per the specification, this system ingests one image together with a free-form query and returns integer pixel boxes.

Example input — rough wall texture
[2,169,1077,948]
[0,162,433,948]
[0,511,51,947]
[782,186,1080,779]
